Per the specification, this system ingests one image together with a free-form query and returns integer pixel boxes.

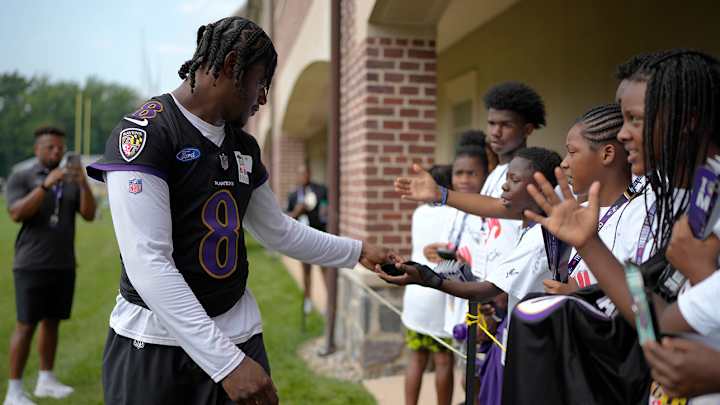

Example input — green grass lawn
[0,198,374,404]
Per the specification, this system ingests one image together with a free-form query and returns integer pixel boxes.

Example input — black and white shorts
[13,269,75,323]
[102,329,271,405]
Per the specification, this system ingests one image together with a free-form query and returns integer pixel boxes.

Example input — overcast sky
[0,0,245,97]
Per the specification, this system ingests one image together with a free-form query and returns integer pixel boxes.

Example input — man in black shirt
[286,165,328,310]
[4,126,96,405]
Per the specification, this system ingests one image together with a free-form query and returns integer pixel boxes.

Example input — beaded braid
[178,16,278,93]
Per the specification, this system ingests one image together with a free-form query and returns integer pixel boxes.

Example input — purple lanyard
[448,212,469,248]
[566,175,645,276]
[566,192,629,275]
[634,202,657,263]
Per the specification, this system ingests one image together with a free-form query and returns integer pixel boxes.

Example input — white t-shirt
[402,204,454,337]
[486,224,549,314]
[443,163,523,335]
[569,193,652,288]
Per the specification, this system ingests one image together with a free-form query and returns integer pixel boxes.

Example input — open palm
[524,168,600,249]
[394,164,440,203]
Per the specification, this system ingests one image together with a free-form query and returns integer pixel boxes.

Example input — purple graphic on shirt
[200,190,240,278]
[132,100,164,119]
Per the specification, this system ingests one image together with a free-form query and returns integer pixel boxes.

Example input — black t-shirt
[286,183,327,231]
[87,94,268,316]
[5,163,80,271]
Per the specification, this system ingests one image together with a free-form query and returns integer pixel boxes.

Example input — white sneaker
[33,380,74,399]
[303,298,313,314]
[3,390,37,405]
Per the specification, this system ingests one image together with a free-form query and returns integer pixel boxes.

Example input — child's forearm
[446,190,521,220]
[440,279,503,302]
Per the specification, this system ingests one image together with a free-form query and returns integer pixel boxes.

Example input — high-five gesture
[394,164,441,203]
[523,167,600,249]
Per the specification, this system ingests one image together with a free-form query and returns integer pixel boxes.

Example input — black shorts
[102,329,271,405]
[13,269,75,323]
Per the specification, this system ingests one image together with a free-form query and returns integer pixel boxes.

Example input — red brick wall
[272,135,306,206]
[339,0,437,256]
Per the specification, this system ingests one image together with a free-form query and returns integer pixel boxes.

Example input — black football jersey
[88,94,268,316]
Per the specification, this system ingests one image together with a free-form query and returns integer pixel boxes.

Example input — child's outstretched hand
[395,164,441,203]
[524,167,600,249]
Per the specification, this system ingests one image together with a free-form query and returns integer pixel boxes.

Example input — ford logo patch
[176,147,201,162]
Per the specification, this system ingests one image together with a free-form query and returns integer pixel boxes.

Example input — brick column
[271,135,306,205]
[339,5,437,257]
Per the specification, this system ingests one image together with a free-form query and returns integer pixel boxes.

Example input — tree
[0,72,141,177]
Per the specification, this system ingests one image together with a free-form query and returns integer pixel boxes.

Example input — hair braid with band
[178,17,278,93]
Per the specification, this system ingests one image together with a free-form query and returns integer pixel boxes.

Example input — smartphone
[380,262,405,277]
[65,152,81,168]
[624,260,660,344]
[436,248,457,261]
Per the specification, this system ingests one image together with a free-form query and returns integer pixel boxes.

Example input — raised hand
[394,164,441,203]
[524,167,600,249]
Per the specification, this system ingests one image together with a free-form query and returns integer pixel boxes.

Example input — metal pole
[465,300,478,405]
[83,98,92,155]
[321,0,341,356]
[74,93,83,153]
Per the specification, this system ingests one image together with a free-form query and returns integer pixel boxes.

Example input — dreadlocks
[178,17,278,93]
[631,49,720,249]
[576,103,624,147]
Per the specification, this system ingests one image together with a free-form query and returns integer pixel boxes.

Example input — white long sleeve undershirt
[105,171,361,382]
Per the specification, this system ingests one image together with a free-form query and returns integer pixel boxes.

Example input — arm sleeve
[5,170,29,206]
[106,171,244,382]
[243,182,362,268]
[677,270,720,337]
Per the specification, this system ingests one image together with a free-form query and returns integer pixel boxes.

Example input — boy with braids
[87,17,395,405]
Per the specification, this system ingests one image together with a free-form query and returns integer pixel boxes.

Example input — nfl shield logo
[219,153,229,170]
[128,178,143,194]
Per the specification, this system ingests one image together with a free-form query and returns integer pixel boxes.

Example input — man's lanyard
[49,181,63,227]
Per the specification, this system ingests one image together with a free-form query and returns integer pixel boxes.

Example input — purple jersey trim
[86,163,169,183]
[513,295,610,322]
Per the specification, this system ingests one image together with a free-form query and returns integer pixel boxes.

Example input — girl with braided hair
[87,16,397,405]
[524,50,720,402]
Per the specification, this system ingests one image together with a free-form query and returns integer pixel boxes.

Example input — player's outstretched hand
[643,337,720,398]
[359,243,401,269]
[524,167,600,249]
[395,164,441,203]
[666,215,720,285]
[222,356,278,404]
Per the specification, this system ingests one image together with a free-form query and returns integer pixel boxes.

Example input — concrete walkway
[363,370,466,405]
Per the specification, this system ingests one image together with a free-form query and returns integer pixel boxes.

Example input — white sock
[37,371,55,385]
[7,379,23,395]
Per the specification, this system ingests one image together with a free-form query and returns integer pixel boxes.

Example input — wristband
[40,183,50,192]
[433,186,448,206]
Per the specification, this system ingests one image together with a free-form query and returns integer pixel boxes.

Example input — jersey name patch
[119,128,147,162]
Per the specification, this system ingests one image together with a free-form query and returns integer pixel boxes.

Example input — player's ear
[221,51,237,79]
